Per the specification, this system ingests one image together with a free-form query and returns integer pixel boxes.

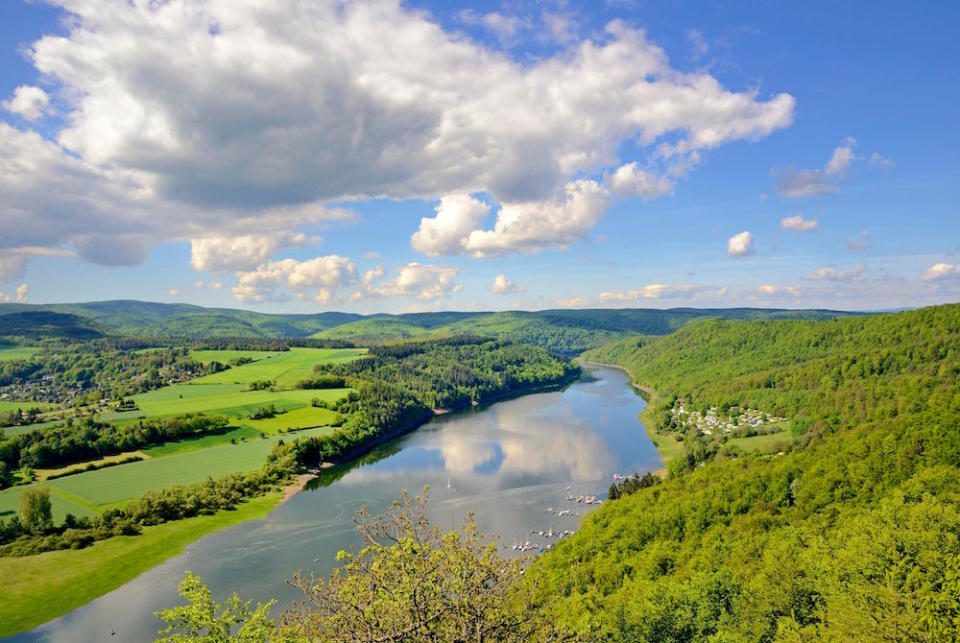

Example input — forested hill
[533,304,960,640]
[0,301,856,355]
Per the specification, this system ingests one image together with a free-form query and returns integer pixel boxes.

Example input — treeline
[0,439,300,556]
[321,337,579,410]
[0,414,229,472]
[534,304,960,639]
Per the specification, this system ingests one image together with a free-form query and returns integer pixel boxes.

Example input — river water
[11,366,659,642]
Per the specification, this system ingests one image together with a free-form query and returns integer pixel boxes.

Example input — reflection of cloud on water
[338,380,616,487]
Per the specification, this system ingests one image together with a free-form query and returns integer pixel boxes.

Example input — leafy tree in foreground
[155,572,275,643]
[157,490,561,642]
[280,488,557,642]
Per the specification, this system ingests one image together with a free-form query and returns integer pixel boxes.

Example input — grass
[726,428,795,453]
[142,426,261,457]
[125,383,345,418]
[244,405,340,433]
[34,451,150,481]
[188,349,281,364]
[0,485,98,521]
[46,427,328,507]
[189,347,367,388]
[0,400,57,413]
[0,346,41,362]
[0,492,281,638]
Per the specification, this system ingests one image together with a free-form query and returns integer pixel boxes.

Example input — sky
[0,0,958,314]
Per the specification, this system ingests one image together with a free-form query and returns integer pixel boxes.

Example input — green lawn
[189,347,366,388]
[726,429,795,453]
[0,346,41,361]
[188,349,281,364]
[142,426,261,457]
[46,427,328,507]
[0,493,281,638]
[125,383,346,418]
[244,405,340,433]
[0,400,57,413]
[0,485,99,520]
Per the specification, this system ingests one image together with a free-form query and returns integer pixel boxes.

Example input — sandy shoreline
[279,473,315,504]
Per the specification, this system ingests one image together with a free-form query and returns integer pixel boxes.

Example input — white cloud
[233,255,358,304]
[207,281,223,289]
[869,152,895,168]
[756,284,801,296]
[359,263,462,301]
[491,274,523,295]
[606,163,674,198]
[167,289,183,297]
[362,251,381,261]
[2,86,50,121]
[191,232,314,273]
[921,263,960,281]
[727,230,754,257]
[804,264,867,281]
[458,10,529,41]
[410,194,491,257]
[553,297,589,308]
[776,137,857,198]
[193,280,204,289]
[15,284,29,303]
[599,284,707,301]
[781,214,818,232]
[462,180,612,257]
[687,29,709,60]
[4,3,793,266]
[0,255,27,283]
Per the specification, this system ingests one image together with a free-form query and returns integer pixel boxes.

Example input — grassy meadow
[0,346,41,362]
[0,492,281,637]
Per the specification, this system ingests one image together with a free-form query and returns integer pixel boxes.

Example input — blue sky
[0,0,958,313]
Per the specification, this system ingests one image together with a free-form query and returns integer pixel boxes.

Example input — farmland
[188,347,367,388]
[0,346,41,362]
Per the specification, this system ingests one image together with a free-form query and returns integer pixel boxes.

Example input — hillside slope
[534,305,960,640]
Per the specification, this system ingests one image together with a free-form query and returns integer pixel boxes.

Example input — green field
[47,427,329,507]
[0,346,41,361]
[142,426,261,456]
[189,347,367,388]
[0,400,56,413]
[0,493,281,637]
[0,426,329,514]
[726,428,795,453]
[188,348,281,364]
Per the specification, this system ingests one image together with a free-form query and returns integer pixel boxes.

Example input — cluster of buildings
[671,400,786,437]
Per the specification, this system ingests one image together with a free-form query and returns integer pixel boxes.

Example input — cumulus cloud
[233,255,358,304]
[606,163,674,198]
[2,2,793,268]
[15,284,29,303]
[553,297,589,308]
[359,263,462,301]
[462,180,612,257]
[781,214,818,232]
[756,284,801,296]
[458,10,529,42]
[776,137,857,198]
[599,284,707,301]
[727,230,754,257]
[410,195,491,257]
[2,86,50,121]
[191,232,315,273]
[921,263,960,281]
[0,255,27,283]
[869,152,895,168]
[74,234,152,266]
[491,274,523,295]
[167,289,183,297]
[804,264,867,281]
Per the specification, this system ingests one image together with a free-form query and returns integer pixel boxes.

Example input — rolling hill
[0,301,858,354]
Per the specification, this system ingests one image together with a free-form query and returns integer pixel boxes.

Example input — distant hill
[0,311,104,340]
[0,301,859,354]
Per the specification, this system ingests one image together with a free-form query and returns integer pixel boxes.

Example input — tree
[279,488,557,642]
[18,486,52,535]
[155,572,275,643]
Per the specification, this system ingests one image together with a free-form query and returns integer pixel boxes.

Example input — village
[670,399,787,437]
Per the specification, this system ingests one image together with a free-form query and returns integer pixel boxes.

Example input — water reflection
[10,367,658,643]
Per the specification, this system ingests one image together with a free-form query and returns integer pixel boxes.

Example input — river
[10,366,659,642]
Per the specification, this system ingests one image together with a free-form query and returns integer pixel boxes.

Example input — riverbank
[0,492,281,638]
[579,360,684,465]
